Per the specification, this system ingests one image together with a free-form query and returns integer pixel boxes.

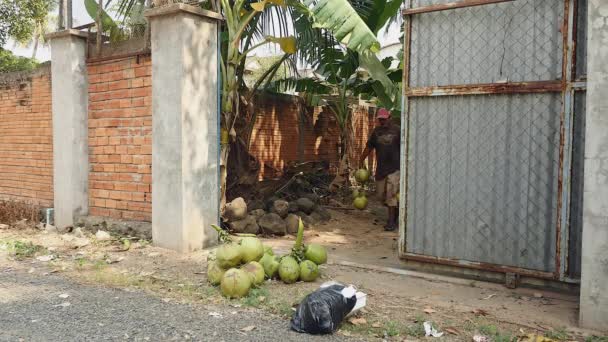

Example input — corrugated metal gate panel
[406,94,561,272]
[401,0,585,279]
[409,0,564,87]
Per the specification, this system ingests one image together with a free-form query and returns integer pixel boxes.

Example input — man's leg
[384,171,400,231]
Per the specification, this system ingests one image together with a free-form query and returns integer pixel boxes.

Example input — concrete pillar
[47,30,89,229]
[146,4,221,252]
[579,0,608,331]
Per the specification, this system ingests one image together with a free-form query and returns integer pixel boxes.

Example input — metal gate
[399,0,587,281]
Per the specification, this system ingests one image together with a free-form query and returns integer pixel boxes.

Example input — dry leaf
[258,296,266,302]
[241,325,256,332]
[481,294,496,300]
[348,317,367,326]
[371,322,381,328]
[472,308,489,316]
[444,327,459,335]
[423,307,437,314]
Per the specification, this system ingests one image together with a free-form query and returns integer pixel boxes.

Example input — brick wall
[0,54,376,222]
[0,66,53,206]
[249,95,376,179]
[87,56,152,221]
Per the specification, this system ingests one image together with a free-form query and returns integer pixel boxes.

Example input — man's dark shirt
[366,123,401,180]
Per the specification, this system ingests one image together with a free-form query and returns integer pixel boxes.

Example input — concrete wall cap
[45,29,90,40]
[145,3,223,21]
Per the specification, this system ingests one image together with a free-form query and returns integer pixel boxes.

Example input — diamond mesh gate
[399,0,586,280]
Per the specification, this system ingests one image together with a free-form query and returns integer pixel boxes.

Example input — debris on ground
[36,255,55,262]
[291,284,357,334]
[95,230,112,241]
[423,321,444,337]
[473,335,491,342]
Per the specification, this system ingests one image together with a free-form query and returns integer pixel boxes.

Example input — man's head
[376,108,391,126]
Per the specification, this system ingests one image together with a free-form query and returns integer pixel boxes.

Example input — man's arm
[359,146,371,168]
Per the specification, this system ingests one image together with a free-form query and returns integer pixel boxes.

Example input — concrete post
[146,4,222,252]
[579,0,608,331]
[47,30,89,229]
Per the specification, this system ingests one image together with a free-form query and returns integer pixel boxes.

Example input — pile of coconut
[208,220,327,298]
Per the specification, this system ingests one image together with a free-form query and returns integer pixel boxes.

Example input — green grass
[478,324,516,342]
[1,240,46,260]
[586,336,608,342]
[403,321,426,338]
[545,327,569,340]
[385,321,401,337]
[241,287,270,307]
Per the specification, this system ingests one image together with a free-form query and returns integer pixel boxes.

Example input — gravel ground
[0,269,361,342]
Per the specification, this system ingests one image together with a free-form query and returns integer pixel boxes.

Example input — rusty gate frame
[398,0,586,282]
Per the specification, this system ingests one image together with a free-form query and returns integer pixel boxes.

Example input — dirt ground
[1,208,606,341]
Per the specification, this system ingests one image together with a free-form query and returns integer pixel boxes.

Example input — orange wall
[0,68,53,206]
[87,56,152,221]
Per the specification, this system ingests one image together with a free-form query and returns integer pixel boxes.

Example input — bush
[0,48,39,73]
[0,200,41,226]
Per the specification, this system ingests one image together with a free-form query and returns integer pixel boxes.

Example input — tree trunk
[31,36,39,59]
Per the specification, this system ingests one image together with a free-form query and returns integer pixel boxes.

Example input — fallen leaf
[348,317,367,326]
[481,294,496,300]
[208,312,223,318]
[58,294,70,299]
[241,326,256,332]
[258,296,266,302]
[444,327,459,335]
[472,308,489,316]
[519,334,555,342]
[423,307,437,314]
[372,322,382,328]
[54,302,71,308]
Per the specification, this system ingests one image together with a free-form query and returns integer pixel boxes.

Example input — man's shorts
[376,170,400,207]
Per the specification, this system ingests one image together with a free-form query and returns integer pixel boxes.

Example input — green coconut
[263,246,274,256]
[207,260,226,285]
[299,260,320,282]
[304,243,328,265]
[278,256,300,284]
[220,268,251,298]
[242,261,265,286]
[239,237,264,263]
[353,195,368,210]
[259,253,280,278]
[216,243,242,269]
[355,169,370,183]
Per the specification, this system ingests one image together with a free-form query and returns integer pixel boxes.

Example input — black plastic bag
[290,284,357,334]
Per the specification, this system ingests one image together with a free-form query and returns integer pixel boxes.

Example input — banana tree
[111,0,398,209]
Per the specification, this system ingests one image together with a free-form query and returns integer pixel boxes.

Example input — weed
[2,240,45,259]
[478,324,515,342]
[586,336,608,342]
[385,321,400,337]
[242,287,270,307]
[404,322,425,337]
[545,327,569,340]
[93,260,107,271]
[75,257,87,269]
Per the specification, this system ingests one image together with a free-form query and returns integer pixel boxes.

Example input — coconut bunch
[353,168,370,210]
[207,220,328,298]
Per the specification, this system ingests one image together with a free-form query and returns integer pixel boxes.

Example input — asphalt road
[0,269,360,342]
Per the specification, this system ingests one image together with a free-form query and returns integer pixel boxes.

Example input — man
[359,108,400,231]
